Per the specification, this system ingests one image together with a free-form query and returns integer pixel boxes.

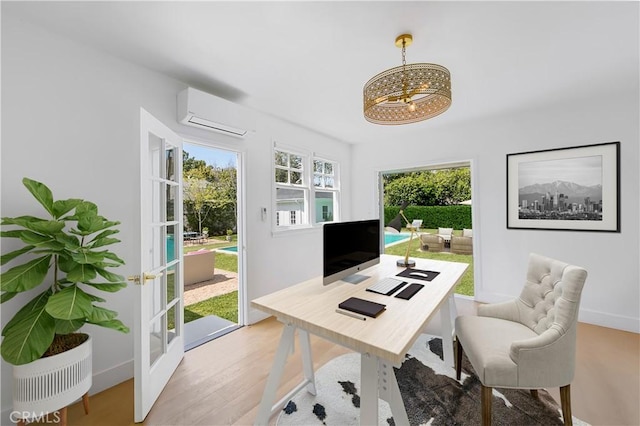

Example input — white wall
[0,13,351,418]
[351,92,640,333]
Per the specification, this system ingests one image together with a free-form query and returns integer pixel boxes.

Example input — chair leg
[560,384,573,426]
[481,384,492,426]
[455,338,463,380]
[530,389,539,399]
[82,391,90,414]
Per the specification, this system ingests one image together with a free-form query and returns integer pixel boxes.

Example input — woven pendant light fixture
[363,34,451,125]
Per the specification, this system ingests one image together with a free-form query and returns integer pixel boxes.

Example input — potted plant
[1,178,129,423]
[226,229,233,242]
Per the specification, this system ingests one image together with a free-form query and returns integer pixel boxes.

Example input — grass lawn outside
[384,237,474,297]
[177,232,472,329]
[183,234,237,254]
[184,291,238,324]
[181,238,239,325]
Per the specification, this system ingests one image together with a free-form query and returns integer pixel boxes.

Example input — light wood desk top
[251,254,468,365]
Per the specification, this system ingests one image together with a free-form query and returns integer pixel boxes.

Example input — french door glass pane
[166,148,177,182]
[149,316,163,367]
[166,303,179,345]
[149,273,163,319]
[151,226,164,270]
[166,184,177,221]
[166,264,178,305]
[166,225,176,264]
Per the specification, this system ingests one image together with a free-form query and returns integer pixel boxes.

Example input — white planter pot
[13,335,92,420]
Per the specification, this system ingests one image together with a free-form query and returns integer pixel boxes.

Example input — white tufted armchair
[455,253,588,426]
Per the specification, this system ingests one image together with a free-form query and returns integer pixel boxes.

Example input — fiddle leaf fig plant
[1,178,129,365]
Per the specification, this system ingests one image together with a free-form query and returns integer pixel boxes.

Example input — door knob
[127,272,163,285]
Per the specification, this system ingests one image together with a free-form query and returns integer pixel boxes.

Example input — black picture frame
[506,141,620,232]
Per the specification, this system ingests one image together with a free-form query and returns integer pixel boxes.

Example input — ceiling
[4,1,638,145]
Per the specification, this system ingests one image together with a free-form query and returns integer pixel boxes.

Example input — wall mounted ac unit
[177,87,250,137]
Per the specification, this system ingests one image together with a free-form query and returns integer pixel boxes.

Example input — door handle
[127,272,164,285]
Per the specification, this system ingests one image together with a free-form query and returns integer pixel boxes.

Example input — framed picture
[507,141,620,232]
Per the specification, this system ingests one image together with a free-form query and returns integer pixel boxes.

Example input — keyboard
[366,277,407,296]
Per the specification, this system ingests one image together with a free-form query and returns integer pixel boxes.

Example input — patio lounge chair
[419,234,444,252]
[451,228,473,254]
[184,249,216,285]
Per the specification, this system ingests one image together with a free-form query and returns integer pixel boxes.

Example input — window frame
[272,144,341,233]
[311,156,340,225]
[273,145,310,231]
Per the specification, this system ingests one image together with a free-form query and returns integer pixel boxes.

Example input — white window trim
[311,155,340,225]
[271,144,341,234]
[272,142,311,232]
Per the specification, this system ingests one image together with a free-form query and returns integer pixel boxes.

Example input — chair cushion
[455,315,538,387]
[437,227,453,236]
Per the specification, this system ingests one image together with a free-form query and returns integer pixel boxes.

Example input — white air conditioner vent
[177,87,251,137]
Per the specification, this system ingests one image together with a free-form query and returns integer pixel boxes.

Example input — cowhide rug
[277,334,589,426]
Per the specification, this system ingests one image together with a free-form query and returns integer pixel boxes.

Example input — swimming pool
[218,246,238,253]
[216,235,405,253]
[384,232,410,246]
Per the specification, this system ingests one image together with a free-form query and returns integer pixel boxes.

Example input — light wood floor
[60,317,639,426]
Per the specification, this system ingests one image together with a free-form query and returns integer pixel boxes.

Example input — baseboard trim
[578,308,639,333]
[473,290,639,333]
[248,308,271,325]
[91,358,134,395]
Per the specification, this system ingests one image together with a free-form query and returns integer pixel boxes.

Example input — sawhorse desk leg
[439,293,458,368]
[254,323,316,426]
[361,353,410,426]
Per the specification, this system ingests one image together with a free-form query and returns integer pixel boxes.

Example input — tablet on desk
[338,297,386,318]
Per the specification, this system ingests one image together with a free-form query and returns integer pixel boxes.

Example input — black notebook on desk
[338,297,386,318]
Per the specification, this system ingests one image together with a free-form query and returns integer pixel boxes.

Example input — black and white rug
[277,335,589,426]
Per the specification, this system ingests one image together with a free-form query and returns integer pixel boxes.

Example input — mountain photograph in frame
[507,142,620,232]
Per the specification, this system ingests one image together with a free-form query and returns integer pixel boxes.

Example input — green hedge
[384,205,472,230]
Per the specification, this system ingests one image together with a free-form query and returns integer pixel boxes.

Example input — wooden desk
[252,254,468,425]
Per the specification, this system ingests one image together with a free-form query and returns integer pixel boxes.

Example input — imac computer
[323,219,380,285]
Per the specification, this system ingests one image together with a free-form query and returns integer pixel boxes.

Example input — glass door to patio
[181,142,243,350]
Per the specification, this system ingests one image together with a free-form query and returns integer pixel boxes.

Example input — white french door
[133,108,184,421]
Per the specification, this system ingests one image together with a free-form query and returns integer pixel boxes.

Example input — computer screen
[323,219,380,285]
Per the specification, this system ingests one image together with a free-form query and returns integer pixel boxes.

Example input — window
[313,158,339,224]
[273,147,340,230]
[274,149,308,228]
